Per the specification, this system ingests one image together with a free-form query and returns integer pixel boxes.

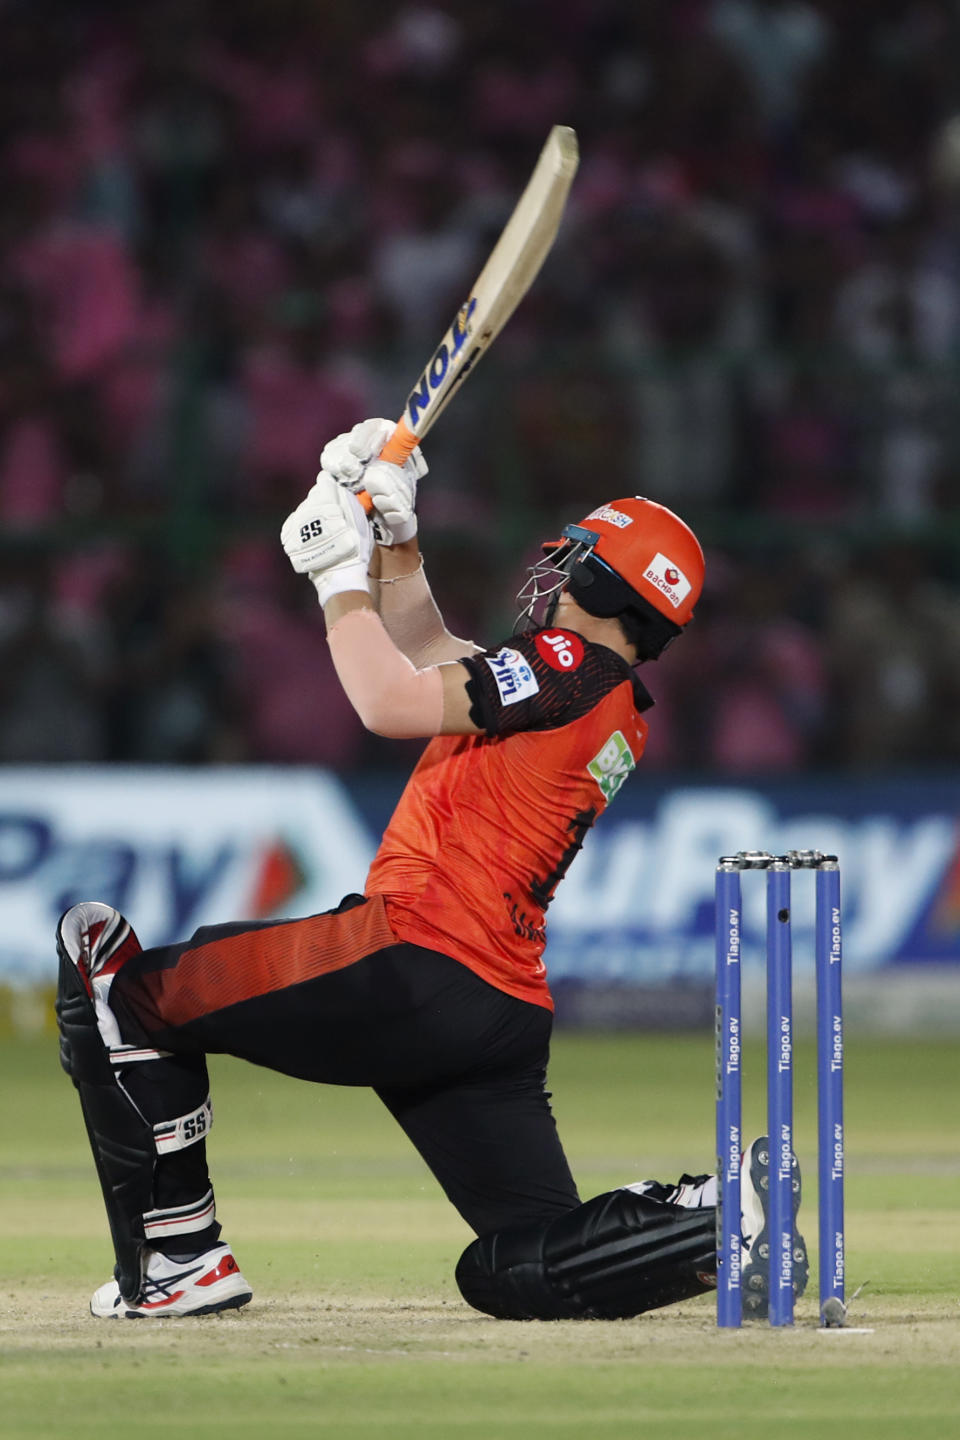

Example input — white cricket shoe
[91,1243,252,1318]
[740,1135,808,1319]
[623,1171,718,1209]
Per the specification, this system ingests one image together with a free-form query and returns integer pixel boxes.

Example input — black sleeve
[459,628,650,738]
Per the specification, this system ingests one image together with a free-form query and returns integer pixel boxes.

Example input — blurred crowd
[2,0,960,773]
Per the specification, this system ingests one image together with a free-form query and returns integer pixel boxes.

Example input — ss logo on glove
[299,518,324,544]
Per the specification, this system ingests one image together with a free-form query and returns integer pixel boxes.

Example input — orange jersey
[365,628,652,1009]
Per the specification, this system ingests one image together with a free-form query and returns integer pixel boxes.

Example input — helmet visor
[541,523,602,563]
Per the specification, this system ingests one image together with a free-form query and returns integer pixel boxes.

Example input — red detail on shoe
[197,1254,239,1286]
[140,1290,185,1310]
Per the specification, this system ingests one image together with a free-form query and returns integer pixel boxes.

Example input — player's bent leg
[456,1188,716,1320]
[56,903,250,1316]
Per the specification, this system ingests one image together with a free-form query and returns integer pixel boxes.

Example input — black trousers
[109,897,580,1239]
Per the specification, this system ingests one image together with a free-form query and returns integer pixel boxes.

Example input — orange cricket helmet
[518,497,704,660]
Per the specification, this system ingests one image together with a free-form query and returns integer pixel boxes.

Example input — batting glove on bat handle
[357,416,421,513]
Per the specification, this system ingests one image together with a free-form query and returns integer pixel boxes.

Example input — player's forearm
[377,537,422,580]
[366,536,416,618]
[375,542,480,665]
[325,605,445,737]
[322,591,375,628]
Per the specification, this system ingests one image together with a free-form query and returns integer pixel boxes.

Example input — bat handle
[356,416,419,514]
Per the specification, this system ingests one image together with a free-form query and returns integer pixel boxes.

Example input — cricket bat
[359,124,579,507]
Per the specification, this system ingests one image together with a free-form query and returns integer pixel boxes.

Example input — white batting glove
[362,459,421,546]
[280,472,374,607]
[320,418,427,546]
[321,419,396,486]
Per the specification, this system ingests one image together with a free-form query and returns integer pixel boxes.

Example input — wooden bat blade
[375,125,579,472]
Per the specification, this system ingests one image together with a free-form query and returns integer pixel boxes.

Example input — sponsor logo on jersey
[535,629,585,671]
[586,504,633,529]
[587,730,636,802]
[485,647,540,706]
[643,552,691,610]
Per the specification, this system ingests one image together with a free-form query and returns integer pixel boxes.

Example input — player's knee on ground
[455,1188,716,1320]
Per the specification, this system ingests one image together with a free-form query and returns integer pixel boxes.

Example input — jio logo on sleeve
[535,630,585,671]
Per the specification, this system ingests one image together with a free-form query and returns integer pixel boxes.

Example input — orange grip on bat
[356,416,419,514]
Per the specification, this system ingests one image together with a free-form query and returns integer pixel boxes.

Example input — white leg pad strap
[153,1098,213,1154]
[110,1045,174,1066]
[144,1187,217,1242]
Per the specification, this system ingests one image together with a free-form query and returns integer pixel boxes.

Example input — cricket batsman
[56,419,805,1320]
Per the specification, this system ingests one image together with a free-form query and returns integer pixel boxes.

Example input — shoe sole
[92,1289,253,1319]
[741,1137,809,1320]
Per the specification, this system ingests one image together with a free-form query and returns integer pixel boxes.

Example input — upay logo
[535,630,584,671]
[643,552,691,610]
[587,731,636,802]
[485,647,540,706]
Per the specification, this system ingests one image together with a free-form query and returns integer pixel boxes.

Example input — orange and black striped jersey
[365,628,653,1010]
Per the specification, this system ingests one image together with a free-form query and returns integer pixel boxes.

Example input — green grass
[1,1030,957,1439]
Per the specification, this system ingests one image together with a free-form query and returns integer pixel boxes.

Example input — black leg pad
[57,951,156,1304]
[456,1189,717,1320]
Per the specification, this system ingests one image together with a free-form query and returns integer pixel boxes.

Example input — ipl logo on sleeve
[587,730,636,802]
[485,647,540,706]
